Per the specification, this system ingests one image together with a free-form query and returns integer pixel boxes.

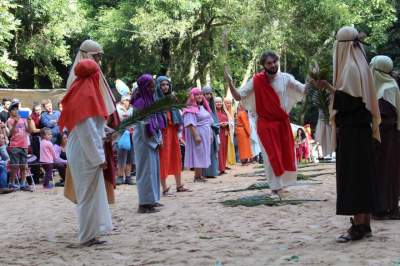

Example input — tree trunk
[34,65,39,89]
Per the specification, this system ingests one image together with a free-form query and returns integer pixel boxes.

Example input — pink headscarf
[182,87,212,115]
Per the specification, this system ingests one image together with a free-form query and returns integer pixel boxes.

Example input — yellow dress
[224,98,237,165]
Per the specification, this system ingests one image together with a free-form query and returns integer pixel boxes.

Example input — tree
[11,0,85,88]
[0,0,19,86]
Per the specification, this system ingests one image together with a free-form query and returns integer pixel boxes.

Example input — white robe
[315,110,333,157]
[240,72,306,190]
[248,111,261,156]
[66,116,112,243]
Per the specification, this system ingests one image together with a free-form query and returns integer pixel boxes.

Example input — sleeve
[0,146,9,166]
[40,113,55,129]
[287,74,306,94]
[211,113,220,134]
[137,121,162,150]
[239,79,254,98]
[183,113,197,128]
[239,79,256,113]
[49,144,57,162]
[74,117,105,166]
[286,74,307,112]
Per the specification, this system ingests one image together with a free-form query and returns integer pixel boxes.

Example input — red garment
[103,139,116,187]
[30,112,41,128]
[59,59,108,132]
[253,71,296,176]
[159,112,182,179]
[217,109,228,172]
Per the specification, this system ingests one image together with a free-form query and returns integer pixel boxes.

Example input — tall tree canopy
[0,0,397,97]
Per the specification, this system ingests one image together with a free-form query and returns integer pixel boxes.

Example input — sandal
[138,205,160,213]
[176,185,192,192]
[81,238,107,247]
[194,177,207,183]
[336,218,368,243]
[162,187,175,197]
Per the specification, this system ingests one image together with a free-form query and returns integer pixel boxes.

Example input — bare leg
[117,165,125,177]
[124,164,132,178]
[194,168,206,182]
[161,178,168,192]
[174,174,182,188]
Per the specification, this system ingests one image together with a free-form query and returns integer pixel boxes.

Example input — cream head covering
[370,55,400,130]
[66,40,115,115]
[332,26,380,142]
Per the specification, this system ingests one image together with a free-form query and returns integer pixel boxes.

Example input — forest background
[0,0,399,125]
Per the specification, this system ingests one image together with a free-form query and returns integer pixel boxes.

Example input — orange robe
[159,112,182,179]
[235,110,253,161]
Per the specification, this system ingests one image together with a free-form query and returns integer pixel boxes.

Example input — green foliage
[0,0,397,100]
[222,194,326,207]
[0,0,19,85]
[220,182,270,193]
[12,0,85,88]
[117,91,187,134]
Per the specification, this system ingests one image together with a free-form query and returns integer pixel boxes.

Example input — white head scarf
[66,40,116,115]
[332,26,380,142]
[370,55,400,130]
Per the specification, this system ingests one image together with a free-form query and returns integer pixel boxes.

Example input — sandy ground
[1,162,400,266]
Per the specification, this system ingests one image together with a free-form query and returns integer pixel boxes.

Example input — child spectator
[6,101,32,191]
[0,97,11,123]
[40,128,56,189]
[54,132,67,187]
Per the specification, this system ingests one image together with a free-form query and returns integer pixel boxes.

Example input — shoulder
[279,72,295,81]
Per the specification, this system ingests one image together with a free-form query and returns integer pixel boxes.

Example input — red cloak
[253,71,296,176]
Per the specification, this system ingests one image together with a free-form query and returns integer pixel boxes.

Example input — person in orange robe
[215,97,228,174]
[235,104,253,164]
[155,76,191,196]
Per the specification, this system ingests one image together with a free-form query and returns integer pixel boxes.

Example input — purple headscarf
[131,74,165,136]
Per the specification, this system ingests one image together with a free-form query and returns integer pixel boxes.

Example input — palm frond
[117,91,187,134]
[221,195,327,207]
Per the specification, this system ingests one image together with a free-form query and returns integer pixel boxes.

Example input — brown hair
[40,127,52,138]
[41,99,52,107]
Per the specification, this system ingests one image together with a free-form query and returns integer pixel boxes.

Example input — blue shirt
[40,111,61,143]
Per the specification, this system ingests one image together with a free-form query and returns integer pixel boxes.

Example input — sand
[1,163,399,266]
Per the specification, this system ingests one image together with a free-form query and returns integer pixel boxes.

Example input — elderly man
[224,51,309,195]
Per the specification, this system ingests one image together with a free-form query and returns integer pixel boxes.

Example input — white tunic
[66,116,112,243]
[239,72,306,190]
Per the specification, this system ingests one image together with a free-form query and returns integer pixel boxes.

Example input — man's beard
[266,67,278,75]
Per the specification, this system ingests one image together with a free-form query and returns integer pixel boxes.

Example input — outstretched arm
[224,66,242,101]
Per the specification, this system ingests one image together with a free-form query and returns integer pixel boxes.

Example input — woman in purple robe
[183,88,213,182]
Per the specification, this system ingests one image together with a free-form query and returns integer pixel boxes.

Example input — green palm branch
[117,91,187,134]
